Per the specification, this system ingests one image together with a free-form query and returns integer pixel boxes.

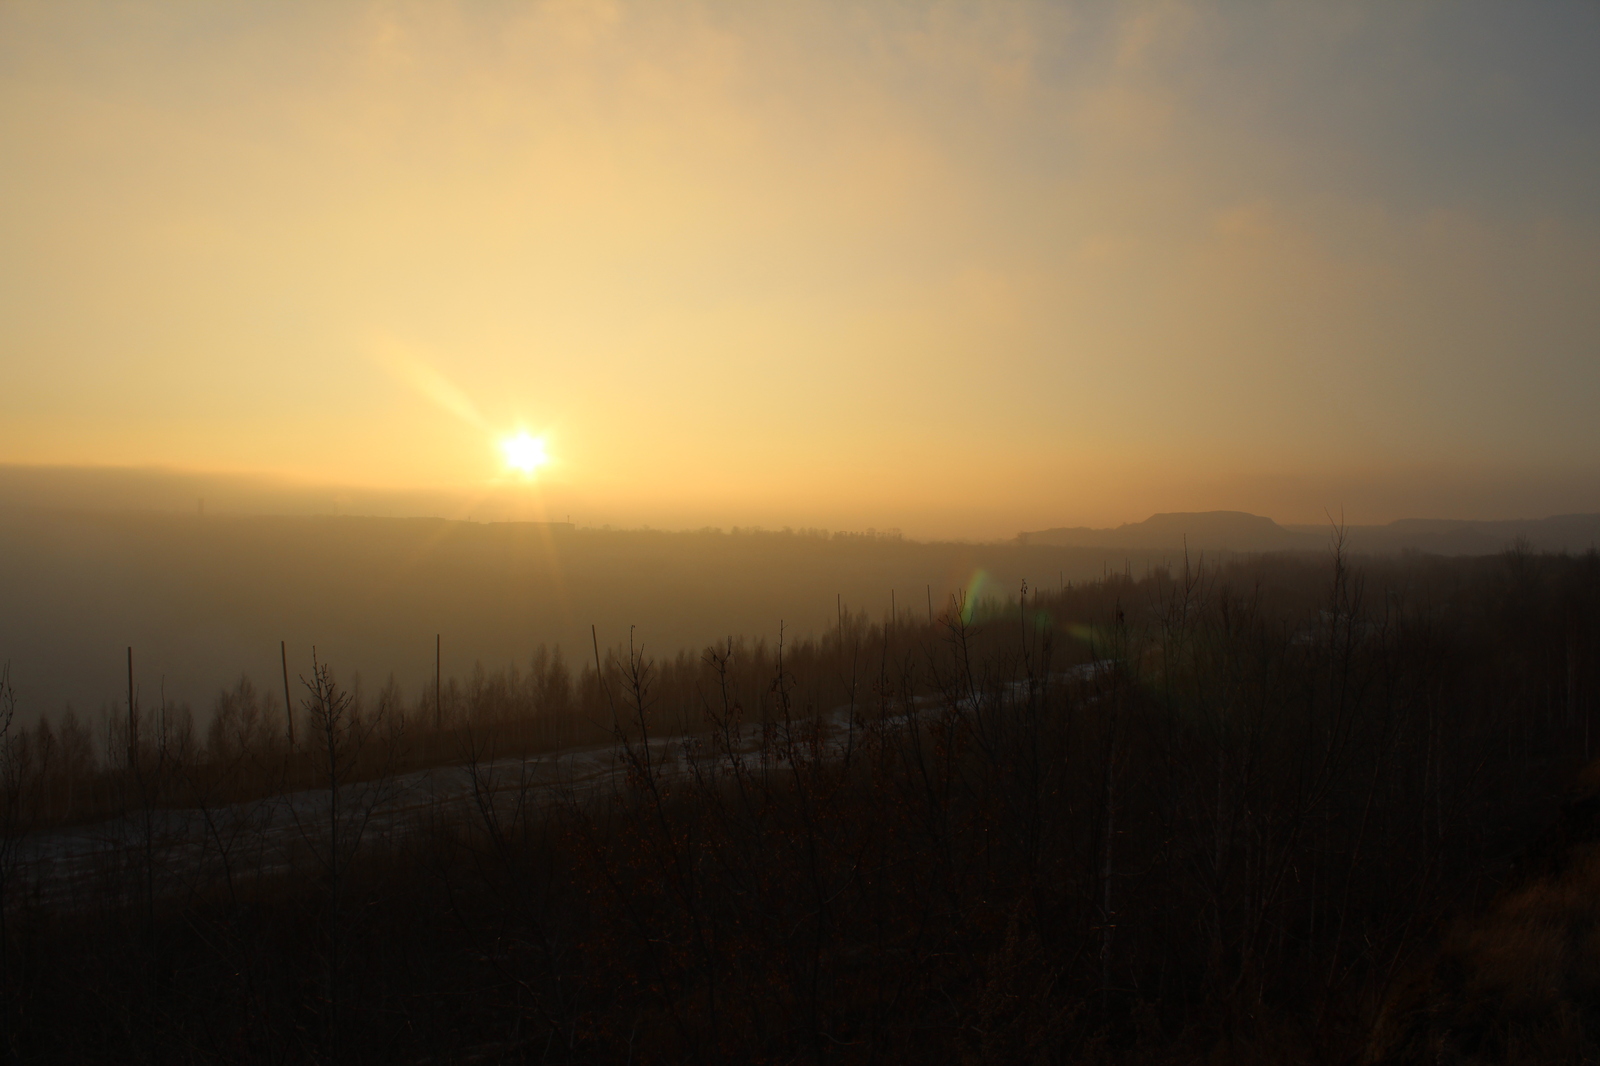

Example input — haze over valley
[5,466,1597,719]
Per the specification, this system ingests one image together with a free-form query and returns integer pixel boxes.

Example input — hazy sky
[3,1,1597,536]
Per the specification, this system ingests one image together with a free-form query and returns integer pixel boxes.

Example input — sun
[501,432,549,476]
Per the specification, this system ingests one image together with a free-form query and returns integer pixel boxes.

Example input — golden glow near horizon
[1,3,1598,535]
[502,433,549,478]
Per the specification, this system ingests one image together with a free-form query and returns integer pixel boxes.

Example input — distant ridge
[0,463,559,524]
[1020,511,1600,556]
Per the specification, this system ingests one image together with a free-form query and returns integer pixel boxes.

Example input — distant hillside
[0,463,564,523]
[1022,511,1600,556]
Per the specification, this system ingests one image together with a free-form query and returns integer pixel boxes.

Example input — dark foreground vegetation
[2,541,1600,1063]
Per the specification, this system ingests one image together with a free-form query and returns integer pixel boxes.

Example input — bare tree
[290,650,399,1062]
[0,662,20,990]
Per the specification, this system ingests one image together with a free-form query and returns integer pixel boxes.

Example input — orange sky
[2,2,1597,537]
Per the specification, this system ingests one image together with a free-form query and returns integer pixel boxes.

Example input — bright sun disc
[502,432,548,475]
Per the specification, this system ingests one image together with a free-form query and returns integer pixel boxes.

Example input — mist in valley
[0,500,1168,726]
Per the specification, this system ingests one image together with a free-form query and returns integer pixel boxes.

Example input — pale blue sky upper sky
[1,1,1596,535]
